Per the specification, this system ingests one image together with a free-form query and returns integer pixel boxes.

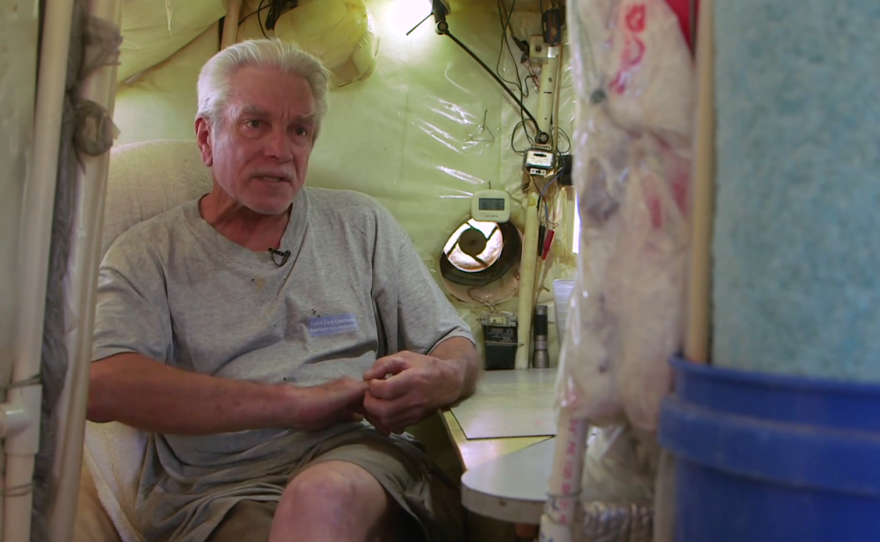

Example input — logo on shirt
[308,313,358,337]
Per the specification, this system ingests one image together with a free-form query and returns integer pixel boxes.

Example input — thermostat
[471,189,511,223]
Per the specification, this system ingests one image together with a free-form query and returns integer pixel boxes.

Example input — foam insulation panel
[712,0,880,381]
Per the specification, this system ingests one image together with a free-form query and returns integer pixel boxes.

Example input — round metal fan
[439,219,521,305]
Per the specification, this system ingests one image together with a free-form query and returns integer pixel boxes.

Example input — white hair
[196,39,331,139]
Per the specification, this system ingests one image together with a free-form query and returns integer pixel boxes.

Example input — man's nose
[265,128,294,161]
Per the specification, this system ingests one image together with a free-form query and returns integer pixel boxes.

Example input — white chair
[75,139,212,542]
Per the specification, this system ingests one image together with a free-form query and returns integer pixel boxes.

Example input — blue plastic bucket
[658,355,880,542]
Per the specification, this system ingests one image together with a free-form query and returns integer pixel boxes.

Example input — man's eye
[245,120,263,129]
[294,127,309,137]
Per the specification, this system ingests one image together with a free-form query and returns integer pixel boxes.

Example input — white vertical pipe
[515,193,540,369]
[47,1,123,540]
[515,45,560,370]
[539,412,590,542]
[537,51,560,136]
[7,0,76,539]
[221,0,242,49]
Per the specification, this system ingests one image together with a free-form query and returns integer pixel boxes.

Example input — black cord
[257,0,269,38]
[239,3,270,24]
[495,0,524,97]
[511,121,532,154]
[496,0,542,147]
[268,248,291,266]
[440,29,544,141]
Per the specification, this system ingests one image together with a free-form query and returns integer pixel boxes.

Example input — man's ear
[195,117,213,167]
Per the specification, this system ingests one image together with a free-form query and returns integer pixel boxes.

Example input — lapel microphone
[268,248,291,267]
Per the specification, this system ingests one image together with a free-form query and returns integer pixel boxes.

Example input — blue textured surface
[659,358,880,542]
[712,1,880,380]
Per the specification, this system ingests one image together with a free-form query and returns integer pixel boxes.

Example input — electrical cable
[257,0,269,38]
[538,170,563,223]
[495,0,527,97]
[239,2,270,24]
[494,0,544,150]
[511,120,533,154]
[440,28,544,141]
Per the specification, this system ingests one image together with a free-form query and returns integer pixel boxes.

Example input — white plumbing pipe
[515,192,540,369]
[0,403,32,440]
[537,48,560,136]
[6,0,76,539]
[47,0,123,539]
[514,43,561,370]
[221,0,243,48]
[539,411,590,542]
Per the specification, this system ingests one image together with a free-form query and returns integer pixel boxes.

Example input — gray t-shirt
[92,187,473,542]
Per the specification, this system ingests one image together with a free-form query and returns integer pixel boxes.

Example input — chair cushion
[81,139,213,542]
[101,139,212,258]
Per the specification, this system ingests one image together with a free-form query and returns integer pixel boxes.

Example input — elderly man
[88,39,480,542]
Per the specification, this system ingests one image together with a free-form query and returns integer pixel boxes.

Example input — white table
[449,368,558,440]
[460,437,556,524]
[439,369,558,527]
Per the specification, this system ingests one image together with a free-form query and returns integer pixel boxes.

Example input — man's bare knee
[283,463,362,514]
[270,461,393,542]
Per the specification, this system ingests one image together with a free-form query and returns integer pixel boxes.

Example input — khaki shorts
[206,431,464,542]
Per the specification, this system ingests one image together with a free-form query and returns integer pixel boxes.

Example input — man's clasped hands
[291,351,461,435]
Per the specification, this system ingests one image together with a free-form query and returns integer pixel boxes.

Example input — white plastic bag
[557,0,693,433]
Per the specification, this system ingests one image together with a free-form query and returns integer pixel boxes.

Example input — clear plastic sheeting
[117,0,227,85]
[568,425,658,542]
[558,0,693,431]
[581,501,653,542]
[0,0,39,400]
[580,426,657,504]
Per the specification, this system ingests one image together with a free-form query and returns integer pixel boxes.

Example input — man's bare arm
[88,353,367,434]
[429,336,481,406]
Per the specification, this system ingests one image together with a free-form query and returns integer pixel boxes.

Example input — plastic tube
[515,192,540,369]
[539,411,590,542]
[537,52,560,136]
[221,0,242,49]
[6,0,76,539]
[47,1,123,540]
